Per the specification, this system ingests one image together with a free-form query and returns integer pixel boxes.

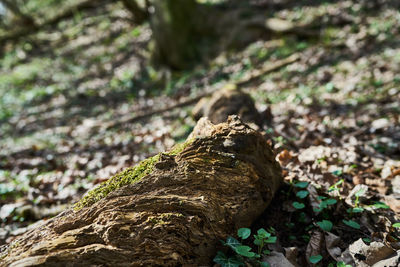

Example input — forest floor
[0,0,400,266]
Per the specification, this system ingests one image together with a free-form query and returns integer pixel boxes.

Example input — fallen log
[0,116,282,266]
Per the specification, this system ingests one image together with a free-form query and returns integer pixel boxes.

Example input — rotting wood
[0,116,282,266]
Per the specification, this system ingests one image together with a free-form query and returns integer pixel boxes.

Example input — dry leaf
[306,230,324,264]
[307,185,321,214]
[263,251,295,267]
[349,238,396,266]
[278,149,293,166]
[284,247,299,267]
[324,232,342,261]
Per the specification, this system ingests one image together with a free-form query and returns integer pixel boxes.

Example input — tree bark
[150,0,215,70]
[0,116,282,266]
[120,0,148,24]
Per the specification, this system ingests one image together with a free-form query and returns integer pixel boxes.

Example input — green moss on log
[74,140,193,211]
[74,154,160,211]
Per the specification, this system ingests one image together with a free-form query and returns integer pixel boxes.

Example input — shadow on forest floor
[0,1,399,258]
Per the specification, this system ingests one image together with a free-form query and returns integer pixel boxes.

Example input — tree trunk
[0,116,282,266]
[120,0,148,24]
[150,0,215,70]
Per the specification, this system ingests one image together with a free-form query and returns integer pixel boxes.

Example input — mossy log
[0,116,282,266]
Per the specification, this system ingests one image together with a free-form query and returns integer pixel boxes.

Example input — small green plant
[362,238,371,243]
[214,228,276,267]
[371,201,389,209]
[309,254,323,264]
[332,169,343,176]
[342,219,361,229]
[392,223,400,228]
[354,187,367,208]
[213,251,243,267]
[296,190,309,199]
[291,181,309,210]
[238,228,251,239]
[328,179,344,196]
[316,220,333,232]
[313,197,337,212]
[349,164,358,170]
[254,228,277,255]
[336,261,351,267]
[347,207,364,214]
[346,187,368,215]
[293,202,305,209]
[294,181,309,188]
[323,198,337,206]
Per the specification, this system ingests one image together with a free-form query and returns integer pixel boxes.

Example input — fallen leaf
[283,247,299,267]
[383,196,400,213]
[325,232,342,261]
[349,238,396,266]
[263,251,295,267]
[307,185,322,214]
[278,149,293,166]
[306,230,324,264]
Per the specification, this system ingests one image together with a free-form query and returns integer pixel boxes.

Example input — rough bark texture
[0,116,282,266]
[150,0,215,70]
[148,1,270,70]
[121,0,148,24]
[192,84,267,128]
